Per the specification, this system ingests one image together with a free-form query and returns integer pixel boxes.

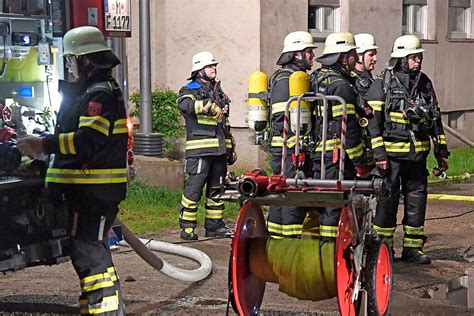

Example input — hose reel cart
[218,90,393,316]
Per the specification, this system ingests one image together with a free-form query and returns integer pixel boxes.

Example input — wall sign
[104,0,131,36]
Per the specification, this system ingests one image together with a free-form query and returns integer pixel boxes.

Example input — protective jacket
[177,78,231,234]
[177,79,231,158]
[352,70,374,115]
[269,62,307,155]
[309,65,367,240]
[366,69,448,162]
[311,66,366,167]
[351,69,376,164]
[43,73,127,315]
[43,74,128,201]
[368,68,449,253]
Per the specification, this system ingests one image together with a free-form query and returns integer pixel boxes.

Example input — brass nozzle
[359,117,369,127]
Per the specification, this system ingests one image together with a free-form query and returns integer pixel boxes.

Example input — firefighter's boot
[205,226,233,237]
[204,219,233,237]
[401,248,431,264]
[180,228,198,241]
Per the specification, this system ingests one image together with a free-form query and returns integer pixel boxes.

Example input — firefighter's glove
[227,135,237,165]
[227,149,237,165]
[375,158,389,170]
[203,100,213,113]
[436,156,449,172]
[17,135,44,157]
[356,165,371,178]
[210,103,224,123]
[0,127,17,141]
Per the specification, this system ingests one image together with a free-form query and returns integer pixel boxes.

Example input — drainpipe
[139,0,152,134]
[443,123,474,147]
[110,37,128,108]
[133,0,164,157]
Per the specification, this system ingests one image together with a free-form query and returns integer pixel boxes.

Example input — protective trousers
[66,192,124,315]
[373,158,428,249]
[313,156,356,240]
[267,154,311,238]
[179,154,227,230]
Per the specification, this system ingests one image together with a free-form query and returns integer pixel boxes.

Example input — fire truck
[0,0,131,273]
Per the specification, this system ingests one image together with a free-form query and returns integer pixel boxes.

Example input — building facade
[126,0,474,169]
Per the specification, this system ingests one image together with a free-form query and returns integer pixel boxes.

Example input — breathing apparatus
[289,71,311,135]
[248,31,316,144]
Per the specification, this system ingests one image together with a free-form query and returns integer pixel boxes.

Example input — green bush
[129,89,184,138]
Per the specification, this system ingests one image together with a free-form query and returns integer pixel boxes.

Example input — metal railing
[281,92,348,181]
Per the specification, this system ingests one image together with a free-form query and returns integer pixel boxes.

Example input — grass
[427,146,474,182]
[120,146,474,234]
[119,182,240,234]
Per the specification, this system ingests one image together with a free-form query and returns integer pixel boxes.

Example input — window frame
[448,0,472,39]
[402,3,429,39]
[308,4,340,39]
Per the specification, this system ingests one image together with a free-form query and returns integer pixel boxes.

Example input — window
[448,0,472,39]
[448,111,464,130]
[402,0,428,39]
[308,0,340,38]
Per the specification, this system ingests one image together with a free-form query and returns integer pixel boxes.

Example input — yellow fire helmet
[354,33,378,54]
[391,34,424,58]
[322,32,356,55]
[277,31,316,65]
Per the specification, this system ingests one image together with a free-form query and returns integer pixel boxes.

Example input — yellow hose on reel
[248,237,336,301]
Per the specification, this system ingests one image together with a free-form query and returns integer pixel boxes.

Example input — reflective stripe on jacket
[367,70,448,161]
[310,67,366,167]
[178,80,228,157]
[269,63,307,155]
[43,76,128,200]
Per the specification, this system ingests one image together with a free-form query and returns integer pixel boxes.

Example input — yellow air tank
[247,71,269,132]
[289,71,311,134]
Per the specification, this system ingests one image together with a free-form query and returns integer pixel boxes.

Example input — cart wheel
[364,238,392,316]
[229,200,267,316]
[227,254,238,313]
[336,205,361,316]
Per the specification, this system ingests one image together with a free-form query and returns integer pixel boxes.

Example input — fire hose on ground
[113,217,213,283]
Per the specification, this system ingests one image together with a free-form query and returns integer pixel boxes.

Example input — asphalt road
[0,182,473,315]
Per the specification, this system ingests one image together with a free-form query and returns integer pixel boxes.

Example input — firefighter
[311,32,370,240]
[18,26,127,314]
[176,51,234,240]
[353,33,379,165]
[366,34,449,264]
[353,33,378,118]
[267,31,316,239]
